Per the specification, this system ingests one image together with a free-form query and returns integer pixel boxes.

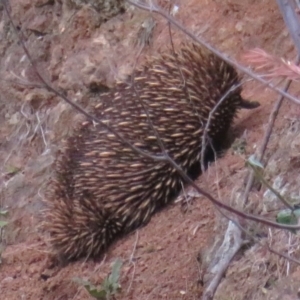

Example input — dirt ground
[1,0,300,299]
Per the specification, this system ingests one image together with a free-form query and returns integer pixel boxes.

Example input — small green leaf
[5,166,21,175]
[276,209,300,233]
[84,286,107,299]
[247,156,294,210]
[0,221,8,228]
[276,209,298,225]
[73,259,122,299]
[0,210,8,216]
[73,278,107,299]
[108,258,122,285]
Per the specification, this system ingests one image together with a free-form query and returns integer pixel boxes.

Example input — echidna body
[44,44,259,260]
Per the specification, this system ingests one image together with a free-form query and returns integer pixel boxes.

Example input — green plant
[0,209,8,228]
[247,155,300,230]
[74,258,122,299]
[0,209,8,264]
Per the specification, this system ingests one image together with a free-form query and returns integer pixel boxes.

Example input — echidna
[44,43,259,260]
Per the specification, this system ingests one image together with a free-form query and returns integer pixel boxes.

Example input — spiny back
[44,43,259,260]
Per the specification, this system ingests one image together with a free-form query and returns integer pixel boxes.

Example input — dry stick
[268,246,300,266]
[129,0,300,214]
[243,0,300,203]
[167,10,212,205]
[203,206,300,300]
[2,1,300,299]
[125,1,300,297]
[126,0,300,106]
[124,42,165,292]
[201,150,243,298]
[121,55,300,230]
[3,2,300,238]
[201,83,243,173]
[202,221,242,300]
[205,1,300,296]
[243,56,300,206]
[166,0,188,90]
[276,0,300,55]
[127,40,168,157]
[0,76,45,88]
[1,1,165,163]
[166,1,208,178]
[127,231,139,294]
[166,2,211,175]
[206,33,299,300]
[122,27,165,292]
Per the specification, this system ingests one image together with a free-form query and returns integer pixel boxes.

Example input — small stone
[8,112,20,125]
[235,21,244,32]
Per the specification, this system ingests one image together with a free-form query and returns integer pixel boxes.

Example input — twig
[202,221,242,300]
[201,83,243,173]
[3,0,300,248]
[2,1,169,164]
[247,161,295,210]
[123,2,300,298]
[276,0,300,55]
[202,204,300,299]
[243,56,300,206]
[126,0,300,106]
[268,244,300,266]
[127,231,139,293]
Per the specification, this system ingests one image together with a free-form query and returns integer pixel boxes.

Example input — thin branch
[202,221,242,300]
[201,83,243,173]
[127,231,139,294]
[2,0,167,163]
[126,0,300,106]
[276,0,300,55]
[242,55,300,206]
[3,0,300,238]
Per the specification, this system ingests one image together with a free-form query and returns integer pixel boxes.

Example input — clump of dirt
[0,0,300,299]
